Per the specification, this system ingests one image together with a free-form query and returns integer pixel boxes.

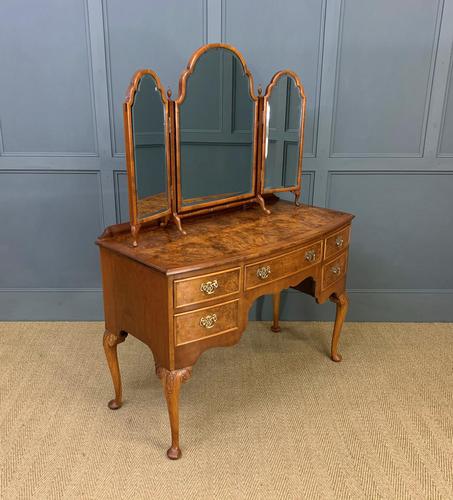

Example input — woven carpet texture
[1,321,453,499]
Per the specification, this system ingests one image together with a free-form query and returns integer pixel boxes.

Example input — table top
[97,199,354,275]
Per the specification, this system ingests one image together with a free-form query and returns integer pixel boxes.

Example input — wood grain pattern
[329,292,349,362]
[174,267,241,309]
[322,251,348,290]
[98,198,353,274]
[103,329,128,410]
[324,225,350,259]
[98,201,353,370]
[137,192,168,219]
[245,240,323,290]
[99,247,171,369]
[174,299,239,346]
[98,198,354,459]
[102,43,356,460]
[156,366,192,460]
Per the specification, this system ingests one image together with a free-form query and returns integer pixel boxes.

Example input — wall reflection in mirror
[264,74,303,191]
[131,74,168,219]
[178,47,255,208]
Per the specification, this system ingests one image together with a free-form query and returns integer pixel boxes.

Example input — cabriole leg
[329,292,349,362]
[271,292,281,332]
[157,366,192,460]
[103,330,128,409]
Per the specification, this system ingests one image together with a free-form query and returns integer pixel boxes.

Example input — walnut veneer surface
[99,198,352,274]
[97,198,354,459]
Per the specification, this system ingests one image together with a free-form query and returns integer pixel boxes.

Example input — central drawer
[245,240,323,290]
[174,299,239,346]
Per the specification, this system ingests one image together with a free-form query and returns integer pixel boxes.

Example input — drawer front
[322,252,348,290]
[174,267,240,308]
[245,241,323,290]
[175,300,239,346]
[324,226,350,259]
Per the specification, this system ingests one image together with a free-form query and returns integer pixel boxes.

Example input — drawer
[174,299,239,346]
[174,267,241,308]
[245,240,323,290]
[324,226,350,259]
[322,252,348,290]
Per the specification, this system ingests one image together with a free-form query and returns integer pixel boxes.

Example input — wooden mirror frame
[123,69,172,246]
[174,43,263,217]
[260,70,306,205]
[122,47,308,243]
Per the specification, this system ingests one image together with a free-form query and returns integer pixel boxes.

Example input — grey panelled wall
[0,0,452,321]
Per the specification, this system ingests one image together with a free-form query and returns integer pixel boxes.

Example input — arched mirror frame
[174,43,260,215]
[123,69,172,246]
[260,70,306,205]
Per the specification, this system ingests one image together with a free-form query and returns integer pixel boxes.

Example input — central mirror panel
[131,73,169,220]
[177,46,256,211]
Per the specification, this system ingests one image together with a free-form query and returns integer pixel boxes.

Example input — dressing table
[96,44,354,460]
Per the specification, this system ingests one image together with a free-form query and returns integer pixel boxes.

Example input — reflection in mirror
[131,74,168,219]
[264,74,303,191]
[178,47,255,209]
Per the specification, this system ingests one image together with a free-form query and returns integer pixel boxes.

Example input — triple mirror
[123,44,306,245]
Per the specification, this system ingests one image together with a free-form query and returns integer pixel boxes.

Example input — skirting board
[0,288,452,322]
[0,289,103,321]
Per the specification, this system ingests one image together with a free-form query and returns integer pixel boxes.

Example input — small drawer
[175,300,239,346]
[174,267,240,308]
[322,252,348,290]
[245,241,323,290]
[325,226,350,259]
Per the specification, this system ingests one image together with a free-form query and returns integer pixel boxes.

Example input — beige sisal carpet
[1,321,453,499]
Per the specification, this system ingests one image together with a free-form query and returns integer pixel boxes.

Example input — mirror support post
[131,223,140,247]
[256,194,271,215]
[172,214,187,235]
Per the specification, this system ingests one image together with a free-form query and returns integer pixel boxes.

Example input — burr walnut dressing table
[97,44,354,460]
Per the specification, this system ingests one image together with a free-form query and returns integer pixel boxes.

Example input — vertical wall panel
[0,0,97,155]
[438,48,453,155]
[222,0,325,157]
[103,0,207,156]
[330,0,442,157]
[0,171,102,288]
[114,171,129,223]
[327,172,453,290]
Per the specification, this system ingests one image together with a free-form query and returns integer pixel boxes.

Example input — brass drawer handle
[305,249,316,262]
[200,313,217,329]
[256,265,271,280]
[200,279,218,295]
[335,236,344,248]
[331,265,341,275]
